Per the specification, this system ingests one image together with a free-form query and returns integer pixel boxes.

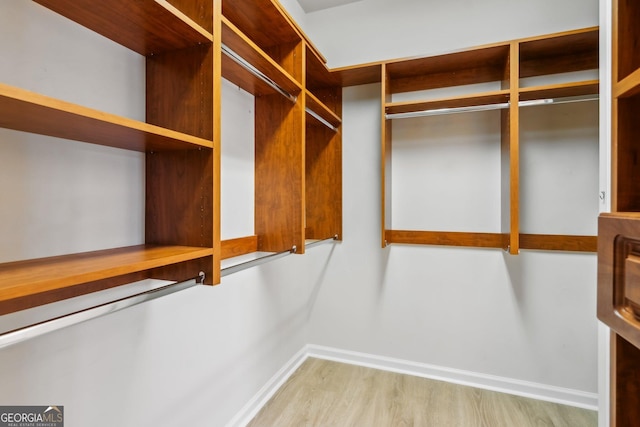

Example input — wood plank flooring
[246,358,597,427]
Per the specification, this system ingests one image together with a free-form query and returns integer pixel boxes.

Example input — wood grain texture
[305,106,342,241]
[221,18,303,97]
[519,80,599,101]
[386,90,510,115]
[387,45,510,93]
[0,245,212,306]
[247,358,597,427]
[255,93,305,254]
[520,234,596,252]
[0,83,212,152]
[221,236,258,260]
[597,213,640,349]
[611,333,640,427]
[306,90,341,128]
[386,230,506,249]
[615,0,640,82]
[34,0,212,56]
[381,66,392,247]
[222,0,300,49]
[614,94,640,212]
[518,28,599,78]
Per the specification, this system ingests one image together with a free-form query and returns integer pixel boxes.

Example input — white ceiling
[296,0,363,13]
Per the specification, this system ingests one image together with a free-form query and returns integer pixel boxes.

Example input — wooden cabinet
[598,1,640,425]
[0,0,343,313]
[380,28,599,254]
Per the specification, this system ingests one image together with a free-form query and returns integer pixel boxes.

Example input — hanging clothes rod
[305,235,339,250]
[221,245,297,277]
[221,43,297,103]
[0,272,206,350]
[306,107,339,132]
[385,94,599,120]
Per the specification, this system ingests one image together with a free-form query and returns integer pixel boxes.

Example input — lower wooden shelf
[0,245,213,314]
[384,230,596,252]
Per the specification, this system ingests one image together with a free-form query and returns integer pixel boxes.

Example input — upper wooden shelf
[306,90,341,129]
[221,18,302,98]
[519,27,599,78]
[0,83,213,152]
[386,45,511,93]
[519,80,599,101]
[306,46,341,90]
[385,90,510,115]
[332,63,383,87]
[222,0,300,50]
[34,0,213,56]
[0,245,213,306]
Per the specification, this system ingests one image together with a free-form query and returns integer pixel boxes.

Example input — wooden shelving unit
[378,27,599,253]
[0,0,215,314]
[217,0,342,268]
[598,1,640,425]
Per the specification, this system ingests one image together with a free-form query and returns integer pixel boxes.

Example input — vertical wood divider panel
[146,44,215,283]
[381,65,392,247]
[504,42,520,254]
[212,0,222,284]
[255,92,305,253]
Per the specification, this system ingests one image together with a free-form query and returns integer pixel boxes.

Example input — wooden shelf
[385,90,510,115]
[519,234,597,252]
[221,17,302,97]
[0,83,213,152]
[0,245,213,304]
[221,236,258,260]
[34,0,213,56]
[386,230,506,249]
[222,0,300,50]
[306,91,341,129]
[519,27,599,78]
[333,63,383,87]
[519,80,599,101]
[386,44,511,93]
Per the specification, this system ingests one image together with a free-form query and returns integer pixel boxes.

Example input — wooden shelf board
[0,245,213,303]
[221,18,302,97]
[306,46,341,89]
[332,63,383,87]
[0,84,213,152]
[519,234,597,252]
[387,45,510,93]
[519,80,599,101]
[221,236,258,260]
[222,0,300,49]
[519,29,599,79]
[386,230,506,249]
[306,91,342,128]
[385,90,510,115]
[615,68,640,98]
[34,0,213,56]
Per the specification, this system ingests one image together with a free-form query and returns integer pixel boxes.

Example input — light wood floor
[246,358,597,427]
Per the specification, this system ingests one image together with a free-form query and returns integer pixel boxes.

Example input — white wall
[0,0,602,426]
[0,2,320,426]
[281,0,601,402]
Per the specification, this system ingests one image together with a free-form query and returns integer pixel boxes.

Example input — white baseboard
[307,344,598,411]
[227,344,598,426]
[224,346,309,427]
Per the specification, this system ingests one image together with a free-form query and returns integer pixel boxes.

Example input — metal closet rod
[0,272,206,350]
[385,94,599,120]
[221,245,297,277]
[305,234,339,250]
[221,43,298,103]
[221,236,338,278]
[306,107,339,132]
